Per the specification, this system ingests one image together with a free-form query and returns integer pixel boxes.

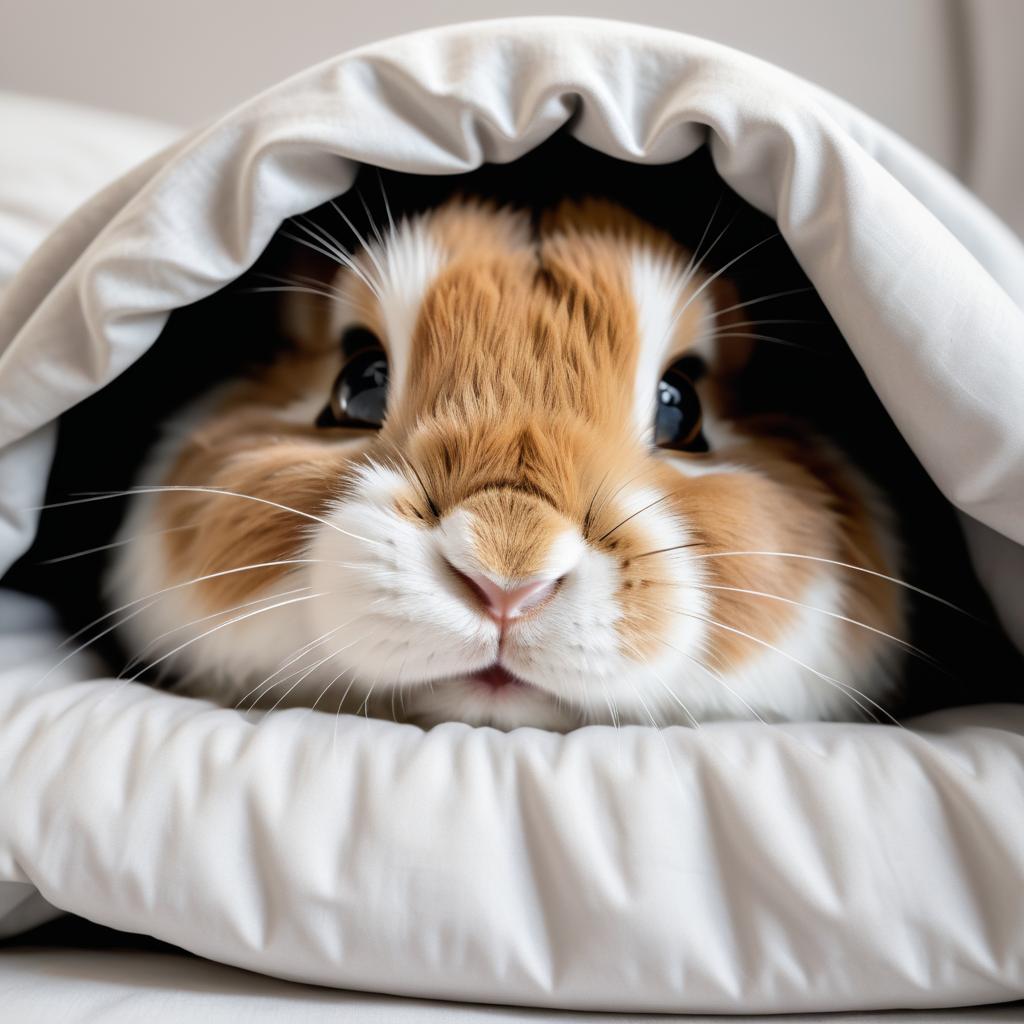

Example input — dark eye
[339,325,380,359]
[654,360,708,452]
[316,331,389,429]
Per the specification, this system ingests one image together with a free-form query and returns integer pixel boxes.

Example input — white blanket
[0,18,1022,1014]
[2,947,1022,1023]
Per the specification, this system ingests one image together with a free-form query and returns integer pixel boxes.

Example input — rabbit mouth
[467,663,533,692]
[399,660,578,731]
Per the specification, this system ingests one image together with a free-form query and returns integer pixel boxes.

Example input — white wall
[1,0,964,170]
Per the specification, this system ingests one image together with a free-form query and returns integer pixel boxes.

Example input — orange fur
[140,196,904,722]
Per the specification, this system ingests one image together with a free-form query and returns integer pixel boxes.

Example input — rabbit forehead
[327,199,714,434]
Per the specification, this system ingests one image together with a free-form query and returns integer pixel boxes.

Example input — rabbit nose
[459,571,558,623]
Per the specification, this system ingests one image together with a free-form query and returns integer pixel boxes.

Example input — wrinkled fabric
[0,18,1023,1014]
[1,608,1023,1012]
[0,91,178,302]
[2,951,1021,1024]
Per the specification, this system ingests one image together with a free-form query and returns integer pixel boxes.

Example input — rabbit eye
[654,359,708,452]
[316,329,388,429]
[339,325,380,358]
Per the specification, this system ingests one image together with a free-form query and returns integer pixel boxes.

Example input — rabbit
[105,196,907,730]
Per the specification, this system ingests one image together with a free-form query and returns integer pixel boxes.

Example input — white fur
[106,393,366,707]
[107,207,902,730]
[680,573,881,722]
[330,217,446,399]
[110,414,898,728]
[109,433,726,729]
[628,246,714,438]
[296,468,714,729]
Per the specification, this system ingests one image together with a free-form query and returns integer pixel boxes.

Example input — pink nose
[461,571,557,623]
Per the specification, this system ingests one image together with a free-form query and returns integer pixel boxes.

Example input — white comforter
[0,18,1022,1015]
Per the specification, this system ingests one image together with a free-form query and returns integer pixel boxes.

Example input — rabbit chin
[389,669,583,731]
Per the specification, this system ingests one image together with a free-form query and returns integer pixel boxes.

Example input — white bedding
[4,948,1022,1024]
[2,948,1023,1024]
[0,91,177,299]
[0,17,1023,1015]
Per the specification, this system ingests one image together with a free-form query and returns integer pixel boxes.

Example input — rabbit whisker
[673,607,899,725]
[305,664,350,718]
[283,219,370,284]
[596,492,675,544]
[39,486,380,547]
[59,557,328,651]
[38,523,196,565]
[668,231,781,341]
[355,187,387,249]
[254,270,349,299]
[709,287,815,318]
[123,591,328,683]
[582,468,613,535]
[284,218,382,301]
[684,549,978,619]
[680,198,733,289]
[123,586,313,675]
[584,465,660,539]
[375,436,441,517]
[700,582,950,676]
[329,200,388,289]
[650,632,768,724]
[375,169,397,239]
[261,639,363,715]
[247,646,338,713]
[247,609,383,712]
[234,621,349,710]
[706,330,817,353]
[710,318,820,329]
